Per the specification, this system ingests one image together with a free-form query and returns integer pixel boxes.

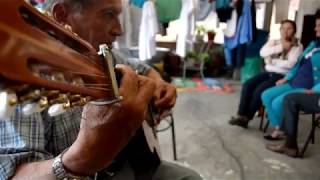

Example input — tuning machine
[20,89,54,116]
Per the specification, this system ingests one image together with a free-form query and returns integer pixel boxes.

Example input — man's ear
[52,3,69,26]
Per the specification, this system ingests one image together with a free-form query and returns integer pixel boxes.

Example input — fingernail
[115,64,123,68]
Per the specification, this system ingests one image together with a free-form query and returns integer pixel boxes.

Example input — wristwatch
[52,149,90,180]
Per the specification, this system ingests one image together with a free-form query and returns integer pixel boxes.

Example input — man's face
[61,0,122,50]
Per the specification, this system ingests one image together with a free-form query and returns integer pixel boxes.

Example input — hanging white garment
[115,0,132,49]
[138,1,158,61]
[224,9,237,38]
[176,0,197,58]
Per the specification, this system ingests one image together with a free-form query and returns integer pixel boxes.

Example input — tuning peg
[39,96,49,108]
[49,93,68,105]
[71,77,84,86]
[69,94,90,106]
[41,90,60,98]
[19,89,41,102]
[48,101,71,117]
[51,72,66,82]
[22,102,45,116]
[71,97,89,106]
[0,91,17,120]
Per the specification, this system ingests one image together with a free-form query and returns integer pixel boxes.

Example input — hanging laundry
[155,0,182,23]
[224,0,254,67]
[176,0,197,58]
[216,0,243,22]
[196,0,215,21]
[139,1,159,61]
[115,0,132,49]
[224,9,237,37]
[215,0,233,22]
[130,0,146,8]
[130,5,143,47]
[215,0,230,9]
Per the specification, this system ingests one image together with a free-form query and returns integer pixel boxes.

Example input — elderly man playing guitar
[0,0,202,180]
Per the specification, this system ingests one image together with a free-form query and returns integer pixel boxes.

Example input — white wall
[296,0,320,38]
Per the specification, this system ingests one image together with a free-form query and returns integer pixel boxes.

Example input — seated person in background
[229,20,302,128]
[266,92,320,157]
[0,0,202,179]
[261,9,320,140]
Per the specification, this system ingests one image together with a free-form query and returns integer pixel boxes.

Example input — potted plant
[207,30,216,41]
[195,25,206,42]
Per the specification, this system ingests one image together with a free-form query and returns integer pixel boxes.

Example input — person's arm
[112,50,177,111]
[11,65,156,179]
[270,45,303,69]
[260,40,284,58]
[146,68,177,111]
[11,160,54,180]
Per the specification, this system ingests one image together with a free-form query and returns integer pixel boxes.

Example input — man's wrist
[61,143,97,176]
[53,148,92,179]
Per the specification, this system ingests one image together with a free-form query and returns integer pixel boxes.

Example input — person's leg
[238,72,272,117]
[246,73,283,120]
[270,89,305,127]
[230,73,273,128]
[261,84,292,127]
[151,161,202,180]
[282,93,320,147]
[266,92,320,157]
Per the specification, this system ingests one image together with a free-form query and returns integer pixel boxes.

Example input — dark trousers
[281,93,320,148]
[238,72,283,119]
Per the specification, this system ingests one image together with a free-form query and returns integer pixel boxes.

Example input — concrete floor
[157,82,320,180]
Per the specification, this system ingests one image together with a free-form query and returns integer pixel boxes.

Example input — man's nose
[111,19,123,36]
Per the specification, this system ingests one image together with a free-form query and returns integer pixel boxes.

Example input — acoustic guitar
[0,0,161,157]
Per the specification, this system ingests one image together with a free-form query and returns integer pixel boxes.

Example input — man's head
[315,9,320,38]
[280,19,296,41]
[46,0,122,49]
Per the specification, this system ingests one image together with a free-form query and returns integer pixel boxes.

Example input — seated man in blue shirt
[0,0,202,179]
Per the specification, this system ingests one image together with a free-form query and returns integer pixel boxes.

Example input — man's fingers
[136,76,156,105]
[154,88,176,108]
[115,64,138,97]
[154,88,162,101]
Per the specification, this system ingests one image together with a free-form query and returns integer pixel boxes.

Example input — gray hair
[44,0,93,12]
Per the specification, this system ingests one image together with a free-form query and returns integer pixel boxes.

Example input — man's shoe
[266,144,299,158]
[229,117,248,128]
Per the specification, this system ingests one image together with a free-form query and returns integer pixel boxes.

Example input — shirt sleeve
[270,44,303,69]
[112,49,152,75]
[0,106,53,179]
[260,40,284,58]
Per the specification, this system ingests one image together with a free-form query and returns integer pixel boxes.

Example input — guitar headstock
[0,0,120,118]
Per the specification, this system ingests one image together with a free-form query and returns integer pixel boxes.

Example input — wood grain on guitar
[0,0,120,118]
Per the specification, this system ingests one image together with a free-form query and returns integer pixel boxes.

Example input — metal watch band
[52,149,90,180]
